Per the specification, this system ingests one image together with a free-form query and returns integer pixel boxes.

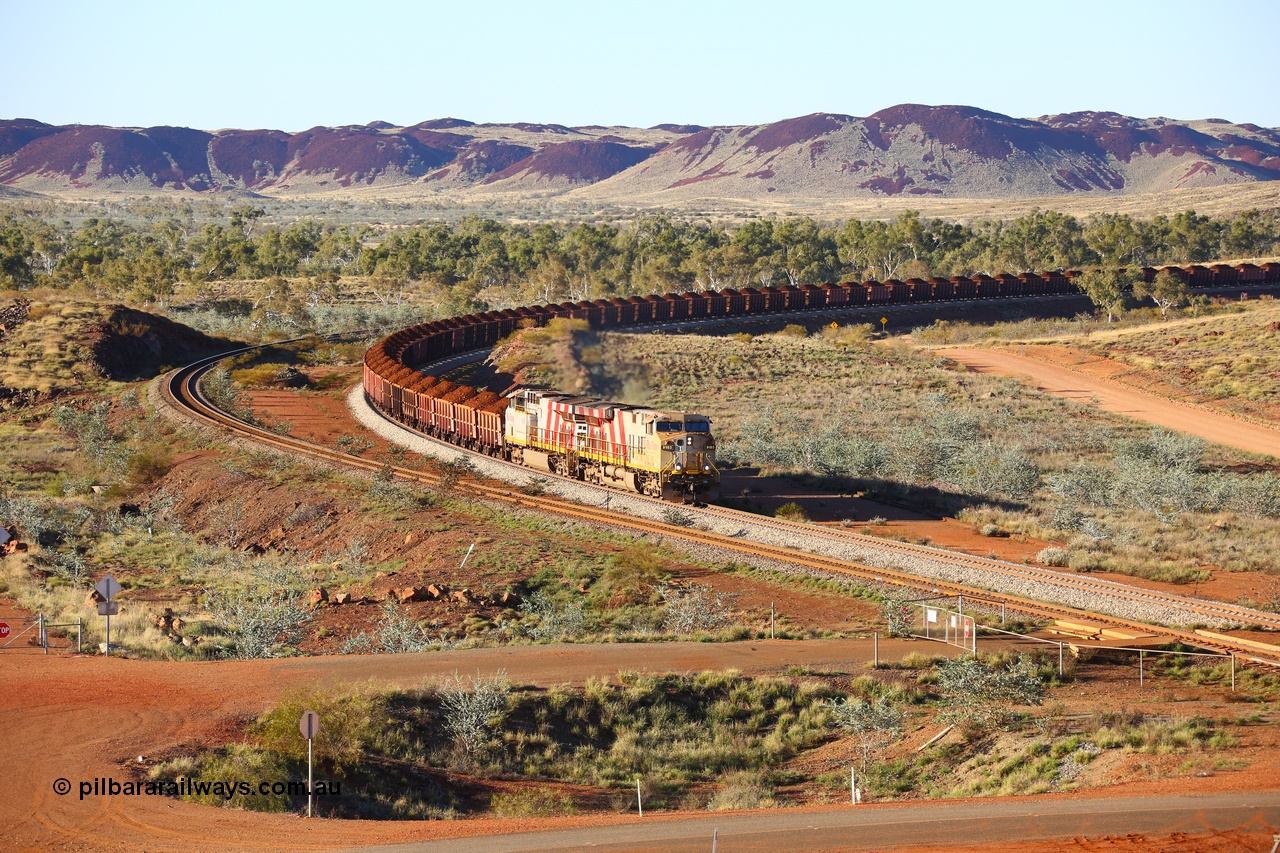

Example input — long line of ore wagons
[363,261,1280,498]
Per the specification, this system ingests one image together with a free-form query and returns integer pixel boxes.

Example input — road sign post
[299,710,320,817]
[95,575,121,657]
[0,622,9,641]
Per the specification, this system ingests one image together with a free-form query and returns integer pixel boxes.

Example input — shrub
[880,593,914,638]
[438,670,511,756]
[519,591,587,641]
[821,323,873,348]
[826,695,906,772]
[127,445,173,485]
[1068,551,1103,573]
[249,685,399,773]
[203,561,312,659]
[779,324,808,338]
[661,507,696,527]
[200,368,257,423]
[706,771,778,810]
[490,787,578,817]
[775,502,809,522]
[934,655,1045,729]
[341,601,444,654]
[1036,547,1070,567]
[334,433,374,456]
[660,584,736,634]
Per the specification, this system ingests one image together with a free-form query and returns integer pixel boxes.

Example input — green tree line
[1,205,1277,312]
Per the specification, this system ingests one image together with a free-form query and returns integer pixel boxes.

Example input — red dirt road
[2,638,913,852]
[7,639,1278,853]
[944,348,1280,459]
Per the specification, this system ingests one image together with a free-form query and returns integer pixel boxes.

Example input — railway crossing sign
[299,710,320,740]
[95,575,121,601]
[299,710,320,817]
[96,574,121,656]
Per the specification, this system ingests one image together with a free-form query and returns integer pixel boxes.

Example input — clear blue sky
[4,0,1278,131]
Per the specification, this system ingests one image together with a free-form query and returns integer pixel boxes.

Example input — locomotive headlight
[704,464,711,471]
[674,464,682,471]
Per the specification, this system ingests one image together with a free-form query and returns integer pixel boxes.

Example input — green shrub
[1037,547,1070,567]
[249,685,403,772]
[490,787,578,817]
[775,502,809,522]
[706,770,778,810]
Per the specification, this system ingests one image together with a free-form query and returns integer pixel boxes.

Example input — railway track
[163,343,1280,670]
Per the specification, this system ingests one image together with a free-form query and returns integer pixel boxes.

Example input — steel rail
[162,348,1280,670]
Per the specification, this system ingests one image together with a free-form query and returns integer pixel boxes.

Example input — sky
[4,0,1278,131]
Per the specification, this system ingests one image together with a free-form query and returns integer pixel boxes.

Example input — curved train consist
[363,261,1280,501]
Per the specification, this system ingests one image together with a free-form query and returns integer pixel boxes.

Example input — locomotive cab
[656,416,719,503]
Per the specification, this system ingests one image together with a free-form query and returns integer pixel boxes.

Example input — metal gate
[912,603,976,653]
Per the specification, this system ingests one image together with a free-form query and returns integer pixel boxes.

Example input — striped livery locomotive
[504,389,718,502]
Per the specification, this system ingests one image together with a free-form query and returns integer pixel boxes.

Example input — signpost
[880,316,888,333]
[96,575,121,656]
[299,710,320,817]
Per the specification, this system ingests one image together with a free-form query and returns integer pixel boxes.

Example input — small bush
[661,507,696,527]
[706,771,778,810]
[779,324,808,338]
[775,502,809,522]
[519,591,587,641]
[127,446,173,485]
[1068,551,1103,573]
[438,670,512,756]
[490,787,578,817]
[660,584,736,634]
[1037,547,1070,567]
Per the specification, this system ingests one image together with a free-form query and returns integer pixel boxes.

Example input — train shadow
[716,467,1025,522]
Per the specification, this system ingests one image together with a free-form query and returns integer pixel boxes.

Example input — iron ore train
[363,261,1279,502]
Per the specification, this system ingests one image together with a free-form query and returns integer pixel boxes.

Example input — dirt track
[1,638,913,852]
[944,348,1280,459]
[7,637,1280,853]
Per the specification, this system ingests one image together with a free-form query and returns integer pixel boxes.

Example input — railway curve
[156,274,1280,670]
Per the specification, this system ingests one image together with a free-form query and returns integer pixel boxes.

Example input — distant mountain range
[3,105,1278,202]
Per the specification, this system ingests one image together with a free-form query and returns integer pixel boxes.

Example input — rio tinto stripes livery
[504,389,717,500]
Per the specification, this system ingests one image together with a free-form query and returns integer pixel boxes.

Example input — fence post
[770,601,775,640]
[1139,650,1144,687]
[873,633,879,668]
[40,613,47,654]
[1231,655,1236,692]
[1058,643,1064,676]
[77,617,83,654]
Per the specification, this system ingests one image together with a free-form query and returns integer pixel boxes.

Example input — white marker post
[636,776,642,817]
[458,542,475,571]
[299,710,320,817]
